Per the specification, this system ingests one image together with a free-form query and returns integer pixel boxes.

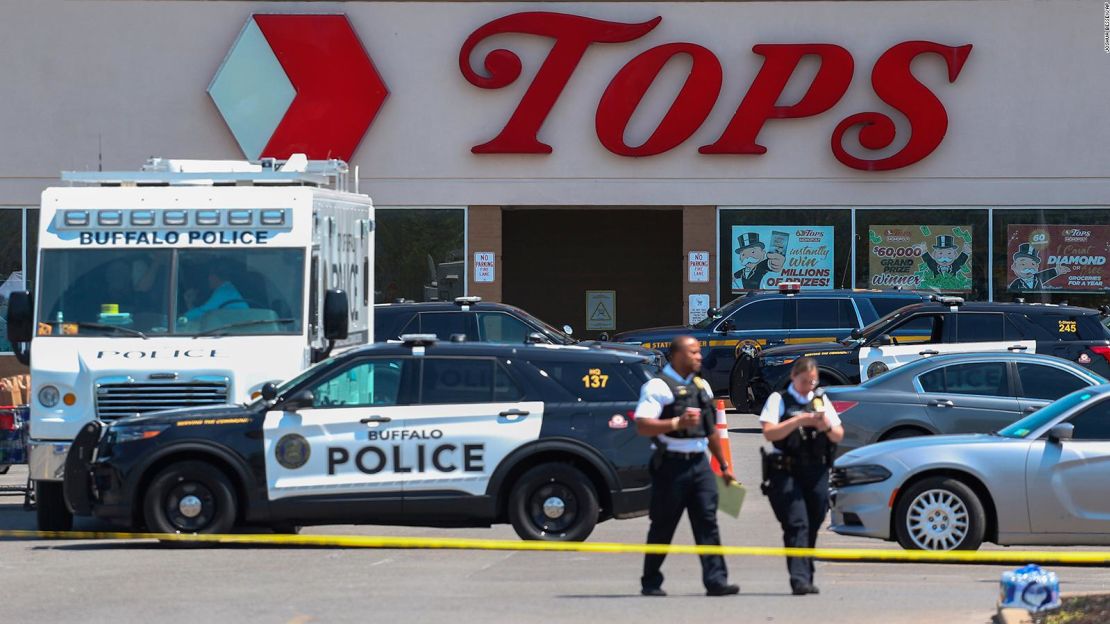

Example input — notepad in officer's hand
[717,478,746,518]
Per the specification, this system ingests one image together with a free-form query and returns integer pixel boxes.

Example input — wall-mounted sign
[688,251,710,282]
[868,225,972,292]
[460,12,971,170]
[730,226,834,291]
[210,14,389,161]
[586,290,616,331]
[1006,225,1110,293]
[473,252,495,283]
[689,294,711,326]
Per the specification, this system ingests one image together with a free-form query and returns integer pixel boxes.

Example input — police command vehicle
[5,156,374,532]
[63,336,658,541]
[736,298,1110,411]
[612,285,927,410]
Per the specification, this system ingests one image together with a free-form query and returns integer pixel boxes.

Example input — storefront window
[854,208,989,299]
[992,208,1110,306]
[374,208,466,304]
[0,208,35,353]
[718,208,852,304]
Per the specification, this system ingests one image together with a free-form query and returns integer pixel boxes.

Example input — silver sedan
[830,384,1110,550]
[825,352,1105,456]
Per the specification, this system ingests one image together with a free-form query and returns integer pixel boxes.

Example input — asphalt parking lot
[2,411,1108,624]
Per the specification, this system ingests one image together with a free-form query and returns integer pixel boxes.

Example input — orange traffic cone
[710,399,732,476]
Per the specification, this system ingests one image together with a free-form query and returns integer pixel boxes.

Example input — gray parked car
[830,384,1110,550]
[825,352,1106,456]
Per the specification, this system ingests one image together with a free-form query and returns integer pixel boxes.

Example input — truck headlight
[831,464,892,488]
[107,424,170,444]
[38,385,60,408]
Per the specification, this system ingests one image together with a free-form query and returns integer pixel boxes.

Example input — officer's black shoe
[706,584,740,596]
[791,583,818,596]
[641,588,667,597]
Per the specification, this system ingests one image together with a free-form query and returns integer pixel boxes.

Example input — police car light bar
[454,296,482,305]
[400,334,439,346]
[930,295,965,306]
[778,281,801,294]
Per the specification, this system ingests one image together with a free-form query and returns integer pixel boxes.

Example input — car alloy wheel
[905,488,969,550]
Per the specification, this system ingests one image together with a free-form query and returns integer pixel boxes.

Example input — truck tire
[508,462,599,542]
[36,481,74,532]
[894,476,985,551]
[143,461,238,535]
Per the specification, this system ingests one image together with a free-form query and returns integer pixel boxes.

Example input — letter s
[832,41,972,171]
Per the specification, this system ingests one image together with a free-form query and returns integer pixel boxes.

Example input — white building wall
[0,0,1106,206]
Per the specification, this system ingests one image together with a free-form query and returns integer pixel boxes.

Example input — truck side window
[956,313,1004,343]
[311,358,410,408]
[421,358,496,404]
[733,300,789,331]
[419,312,468,339]
[796,299,840,329]
[887,314,945,344]
[477,312,531,343]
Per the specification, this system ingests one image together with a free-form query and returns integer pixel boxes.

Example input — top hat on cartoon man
[1012,242,1041,263]
[933,235,958,250]
[736,232,765,252]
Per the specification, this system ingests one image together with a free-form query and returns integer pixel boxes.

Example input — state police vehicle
[612,285,927,410]
[737,298,1110,411]
[63,336,658,541]
[376,296,663,363]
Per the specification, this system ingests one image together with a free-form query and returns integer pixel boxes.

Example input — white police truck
[5,156,374,530]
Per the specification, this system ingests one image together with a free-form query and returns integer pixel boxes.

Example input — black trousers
[641,454,728,591]
[766,462,830,589]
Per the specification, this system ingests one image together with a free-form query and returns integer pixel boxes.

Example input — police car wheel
[894,476,985,551]
[508,463,599,542]
[143,461,237,535]
[727,366,751,413]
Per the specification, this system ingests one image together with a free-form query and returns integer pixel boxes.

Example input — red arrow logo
[253,14,389,161]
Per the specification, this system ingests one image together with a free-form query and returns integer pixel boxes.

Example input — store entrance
[502,208,683,339]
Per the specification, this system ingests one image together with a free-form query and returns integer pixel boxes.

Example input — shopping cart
[0,405,33,509]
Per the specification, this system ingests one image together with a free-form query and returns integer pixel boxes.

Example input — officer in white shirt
[759,356,844,596]
[634,336,738,597]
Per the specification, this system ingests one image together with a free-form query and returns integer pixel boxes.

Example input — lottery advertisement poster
[867,225,972,292]
[730,226,834,291]
[1006,225,1110,293]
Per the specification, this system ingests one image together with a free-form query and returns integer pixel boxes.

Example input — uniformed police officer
[635,335,739,597]
[759,356,844,595]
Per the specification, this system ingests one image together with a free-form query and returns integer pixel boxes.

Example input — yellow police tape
[2,528,1110,566]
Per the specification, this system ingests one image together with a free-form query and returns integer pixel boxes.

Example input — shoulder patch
[693,377,712,392]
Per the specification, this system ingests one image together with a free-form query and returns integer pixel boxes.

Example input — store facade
[0,0,1108,370]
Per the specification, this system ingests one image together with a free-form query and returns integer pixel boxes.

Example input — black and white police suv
[63,336,658,541]
[736,298,1110,411]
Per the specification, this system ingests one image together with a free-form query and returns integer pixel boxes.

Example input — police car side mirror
[6,290,33,343]
[876,333,894,346]
[260,382,278,402]
[850,328,862,340]
[323,289,349,341]
[281,390,315,412]
[526,332,546,344]
[1047,423,1074,443]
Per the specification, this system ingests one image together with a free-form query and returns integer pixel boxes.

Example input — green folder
[717,478,746,518]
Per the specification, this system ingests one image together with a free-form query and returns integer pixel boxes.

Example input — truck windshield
[37,248,305,337]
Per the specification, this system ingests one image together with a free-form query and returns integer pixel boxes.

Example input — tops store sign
[212,12,972,172]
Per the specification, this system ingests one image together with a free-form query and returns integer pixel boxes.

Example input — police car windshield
[37,248,307,338]
[518,310,576,345]
[996,388,1098,438]
[691,297,744,329]
[251,357,336,407]
[850,309,907,343]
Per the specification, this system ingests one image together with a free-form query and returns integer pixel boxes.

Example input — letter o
[596,43,723,157]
